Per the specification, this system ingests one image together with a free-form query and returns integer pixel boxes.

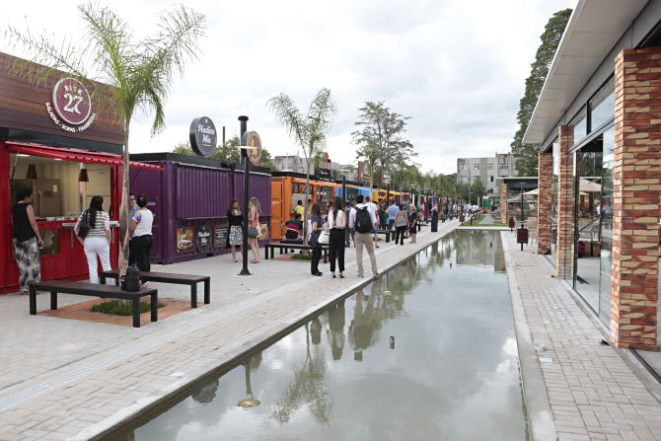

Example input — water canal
[117,231,528,441]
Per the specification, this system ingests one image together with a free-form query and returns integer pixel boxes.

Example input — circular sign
[189,117,218,157]
[241,130,262,166]
[196,224,212,254]
[52,78,93,126]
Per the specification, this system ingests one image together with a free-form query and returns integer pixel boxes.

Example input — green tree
[258,148,277,171]
[172,136,241,163]
[352,102,416,190]
[471,179,486,205]
[511,8,572,176]
[268,88,337,245]
[6,3,205,276]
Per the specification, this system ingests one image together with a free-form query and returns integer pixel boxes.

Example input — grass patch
[90,300,165,316]
[291,252,312,261]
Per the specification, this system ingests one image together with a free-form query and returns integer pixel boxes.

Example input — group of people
[11,188,155,291]
[226,197,262,264]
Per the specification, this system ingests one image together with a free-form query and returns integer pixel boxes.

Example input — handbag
[77,210,91,239]
[318,229,330,245]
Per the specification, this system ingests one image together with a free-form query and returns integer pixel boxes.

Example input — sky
[2,0,575,175]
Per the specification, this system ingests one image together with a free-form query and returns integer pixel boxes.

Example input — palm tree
[268,89,337,244]
[5,3,206,276]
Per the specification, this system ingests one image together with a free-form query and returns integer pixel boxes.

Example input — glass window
[590,81,615,131]
[571,107,587,144]
[551,139,559,259]
[474,163,480,170]
[487,163,493,169]
[599,127,615,326]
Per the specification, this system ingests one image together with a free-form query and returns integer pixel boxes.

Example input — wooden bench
[375,229,391,243]
[265,242,329,262]
[100,270,210,308]
[29,281,158,328]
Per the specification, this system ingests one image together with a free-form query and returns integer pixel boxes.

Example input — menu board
[196,224,212,254]
[176,227,195,253]
[214,225,228,249]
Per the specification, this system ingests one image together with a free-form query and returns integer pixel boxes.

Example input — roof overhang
[523,0,649,145]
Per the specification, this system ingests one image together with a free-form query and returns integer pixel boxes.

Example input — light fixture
[79,164,89,182]
[26,164,38,180]
[237,363,261,408]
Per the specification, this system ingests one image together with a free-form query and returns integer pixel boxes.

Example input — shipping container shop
[129,153,272,264]
[0,52,159,294]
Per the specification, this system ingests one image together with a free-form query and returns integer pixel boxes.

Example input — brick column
[500,182,508,224]
[537,151,553,254]
[610,48,661,350]
[556,125,574,280]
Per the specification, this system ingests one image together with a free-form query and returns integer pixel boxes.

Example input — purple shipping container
[130,153,272,264]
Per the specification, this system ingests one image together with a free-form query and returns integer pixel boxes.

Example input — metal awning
[5,142,163,171]
[523,0,649,145]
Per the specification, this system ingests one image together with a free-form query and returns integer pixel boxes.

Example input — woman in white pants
[75,196,111,284]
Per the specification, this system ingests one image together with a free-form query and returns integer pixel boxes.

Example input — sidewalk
[0,220,459,441]
[502,232,661,441]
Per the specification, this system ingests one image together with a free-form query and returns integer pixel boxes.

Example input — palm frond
[267,93,306,148]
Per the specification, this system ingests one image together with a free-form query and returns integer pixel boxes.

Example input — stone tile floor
[502,232,661,441]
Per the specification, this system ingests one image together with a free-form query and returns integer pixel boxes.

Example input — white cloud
[2,0,575,174]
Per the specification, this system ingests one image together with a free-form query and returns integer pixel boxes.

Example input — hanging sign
[196,224,212,253]
[189,116,218,157]
[45,78,96,133]
[241,130,262,166]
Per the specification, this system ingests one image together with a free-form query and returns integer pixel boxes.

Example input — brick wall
[500,182,508,224]
[556,126,574,280]
[537,151,553,254]
[610,47,661,350]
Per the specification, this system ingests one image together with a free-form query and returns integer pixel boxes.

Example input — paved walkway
[502,232,661,441]
[0,220,459,441]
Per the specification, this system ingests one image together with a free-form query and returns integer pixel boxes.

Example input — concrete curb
[501,231,558,441]
[74,222,460,440]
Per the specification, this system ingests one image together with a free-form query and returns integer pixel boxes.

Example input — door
[271,180,283,241]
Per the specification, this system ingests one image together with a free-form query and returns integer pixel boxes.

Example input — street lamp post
[239,115,250,276]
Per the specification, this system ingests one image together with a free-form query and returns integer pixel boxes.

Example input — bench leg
[265,246,269,260]
[151,292,158,322]
[204,279,210,304]
[50,291,57,310]
[100,274,105,285]
[133,299,141,328]
[271,247,274,259]
[29,287,37,315]
[191,284,198,308]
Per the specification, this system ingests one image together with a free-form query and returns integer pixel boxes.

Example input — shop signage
[241,130,262,166]
[176,227,195,253]
[189,116,218,157]
[214,225,228,249]
[196,224,212,253]
[45,78,96,133]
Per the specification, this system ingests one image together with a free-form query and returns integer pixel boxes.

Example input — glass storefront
[598,127,615,326]
[550,139,559,261]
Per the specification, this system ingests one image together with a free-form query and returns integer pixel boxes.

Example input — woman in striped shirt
[74,196,112,284]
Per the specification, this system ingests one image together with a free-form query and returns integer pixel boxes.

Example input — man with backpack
[348,195,378,278]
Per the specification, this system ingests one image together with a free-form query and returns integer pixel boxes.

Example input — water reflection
[120,231,527,441]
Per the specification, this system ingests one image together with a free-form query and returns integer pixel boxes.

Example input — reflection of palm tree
[191,379,219,405]
[270,325,333,424]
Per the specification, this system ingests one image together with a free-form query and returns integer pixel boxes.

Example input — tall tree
[352,101,416,191]
[268,88,337,245]
[172,136,242,163]
[471,179,486,205]
[511,8,572,176]
[5,3,205,276]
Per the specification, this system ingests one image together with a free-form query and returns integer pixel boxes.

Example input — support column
[610,48,661,350]
[556,125,574,280]
[500,182,508,224]
[537,151,553,254]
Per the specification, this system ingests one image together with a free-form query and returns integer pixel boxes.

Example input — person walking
[328,196,346,278]
[127,193,138,266]
[309,203,324,276]
[248,197,261,264]
[75,195,111,284]
[409,205,418,244]
[227,199,243,262]
[394,204,409,245]
[129,195,154,273]
[349,195,378,278]
[11,188,44,294]
[386,201,399,231]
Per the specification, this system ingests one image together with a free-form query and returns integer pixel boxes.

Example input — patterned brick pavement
[503,232,661,441]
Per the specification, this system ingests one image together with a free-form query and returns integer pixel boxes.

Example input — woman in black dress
[431,204,439,232]
[227,199,243,262]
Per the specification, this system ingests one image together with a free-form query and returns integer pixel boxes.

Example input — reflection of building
[455,231,502,270]
[524,0,661,351]
[457,153,519,203]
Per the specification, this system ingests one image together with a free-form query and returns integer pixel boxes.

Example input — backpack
[355,206,372,233]
[77,210,91,239]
